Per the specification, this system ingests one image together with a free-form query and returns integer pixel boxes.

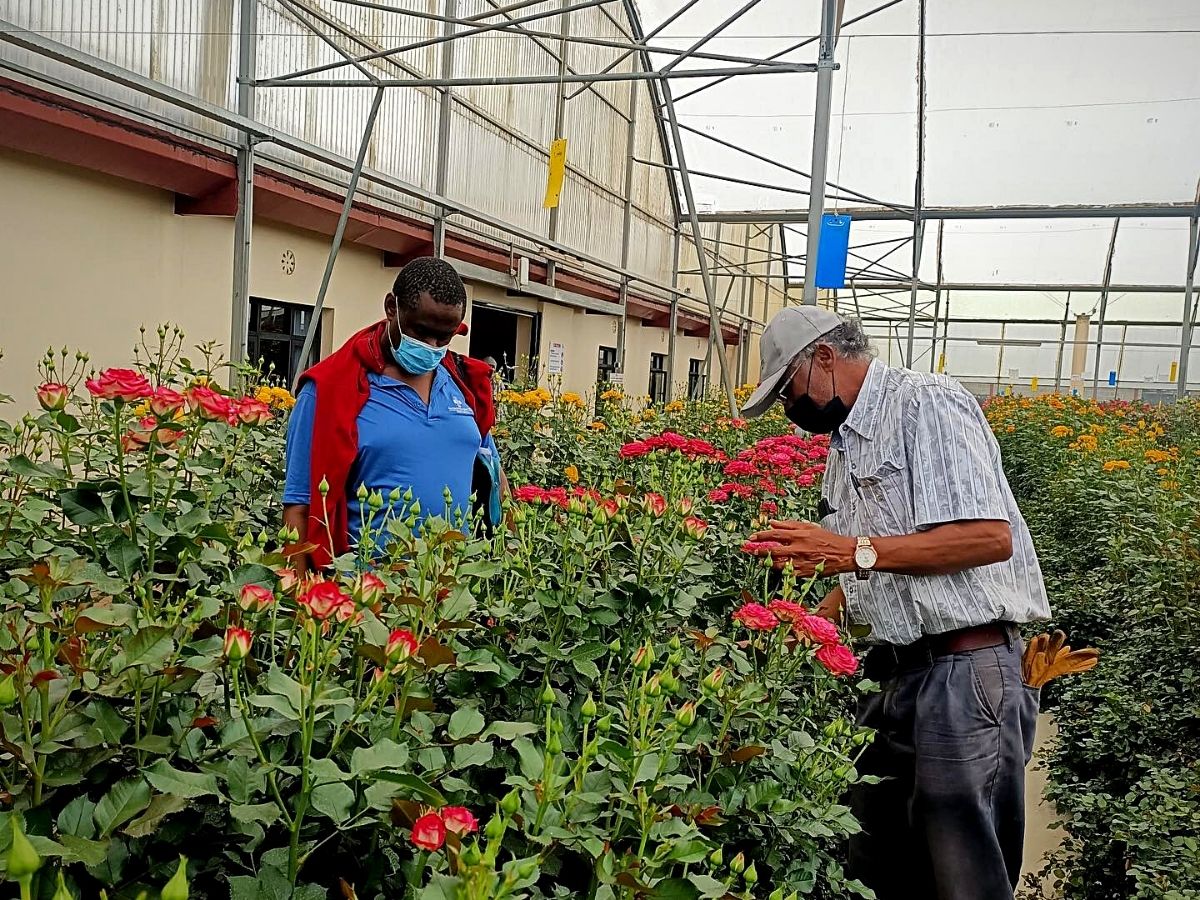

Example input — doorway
[469,303,540,384]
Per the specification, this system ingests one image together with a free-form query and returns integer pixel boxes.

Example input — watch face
[854,545,878,569]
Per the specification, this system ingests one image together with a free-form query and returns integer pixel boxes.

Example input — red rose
[642,493,667,517]
[619,441,651,458]
[86,368,152,402]
[358,572,386,605]
[149,387,185,418]
[440,806,479,836]
[37,382,70,411]
[682,516,709,539]
[223,626,253,661]
[411,812,446,851]
[741,540,782,555]
[512,485,545,503]
[297,580,351,621]
[731,602,780,631]
[186,385,233,422]
[816,642,859,677]
[386,628,419,662]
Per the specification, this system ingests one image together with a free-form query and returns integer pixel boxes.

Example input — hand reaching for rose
[744,519,857,578]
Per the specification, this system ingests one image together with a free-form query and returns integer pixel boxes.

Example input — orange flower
[1050,425,1072,438]
[1102,459,1130,472]
[564,464,580,484]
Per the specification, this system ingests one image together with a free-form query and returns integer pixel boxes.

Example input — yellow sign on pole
[1170,360,1179,383]
[936,353,946,374]
[1030,376,1039,393]
[543,138,568,209]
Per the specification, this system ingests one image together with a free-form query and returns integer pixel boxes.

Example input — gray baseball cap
[741,306,844,418]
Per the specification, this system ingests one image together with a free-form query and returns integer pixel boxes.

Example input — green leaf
[447,707,485,740]
[452,741,494,769]
[370,772,445,806]
[105,535,143,580]
[351,739,410,776]
[264,667,303,713]
[93,778,151,837]
[569,641,610,663]
[58,794,97,839]
[144,760,220,799]
[58,834,110,867]
[74,604,138,633]
[648,879,699,900]
[686,873,728,899]
[572,657,601,680]
[60,488,109,526]
[230,802,282,827]
[310,782,355,824]
[116,625,175,673]
[513,737,544,780]
[122,793,190,837]
[481,721,538,742]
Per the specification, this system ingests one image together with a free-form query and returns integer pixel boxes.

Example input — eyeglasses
[777,357,806,404]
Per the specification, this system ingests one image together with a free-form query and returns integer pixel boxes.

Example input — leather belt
[864,623,1015,680]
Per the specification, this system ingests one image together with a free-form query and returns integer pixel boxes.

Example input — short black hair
[392,257,467,310]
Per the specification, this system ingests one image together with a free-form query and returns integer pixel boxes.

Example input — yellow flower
[560,392,584,408]
[600,389,624,402]
[665,400,684,413]
[1161,479,1180,491]
[1050,425,1072,438]
[1089,424,1108,435]
[133,400,151,417]
[564,464,580,484]
[587,420,606,431]
[1157,467,1169,476]
[642,408,657,420]
[1102,459,1130,472]
[1144,449,1171,464]
[255,385,296,410]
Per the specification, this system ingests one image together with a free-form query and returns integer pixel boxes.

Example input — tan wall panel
[0,149,230,410]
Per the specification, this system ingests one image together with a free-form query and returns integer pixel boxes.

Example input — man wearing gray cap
[741,307,1049,900]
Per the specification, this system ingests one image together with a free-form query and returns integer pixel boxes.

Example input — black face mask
[785,362,850,435]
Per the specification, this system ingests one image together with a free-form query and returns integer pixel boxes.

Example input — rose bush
[0,328,872,899]
[986,394,1200,900]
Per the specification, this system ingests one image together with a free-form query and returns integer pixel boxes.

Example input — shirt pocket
[851,460,908,533]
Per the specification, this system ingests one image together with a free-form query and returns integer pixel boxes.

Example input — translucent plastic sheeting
[637,0,1199,211]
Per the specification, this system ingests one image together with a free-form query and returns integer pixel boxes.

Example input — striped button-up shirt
[821,360,1050,646]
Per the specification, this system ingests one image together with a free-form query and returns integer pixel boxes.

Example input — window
[246,299,321,386]
[648,353,668,405]
[596,345,618,386]
[688,358,707,400]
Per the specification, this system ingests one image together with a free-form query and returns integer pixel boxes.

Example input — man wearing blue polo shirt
[282,258,501,570]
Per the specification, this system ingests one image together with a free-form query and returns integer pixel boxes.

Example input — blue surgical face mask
[390,329,448,375]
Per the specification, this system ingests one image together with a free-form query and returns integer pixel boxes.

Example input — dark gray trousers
[848,637,1040,900]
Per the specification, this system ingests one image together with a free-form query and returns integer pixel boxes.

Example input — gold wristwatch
[854,536,878,581]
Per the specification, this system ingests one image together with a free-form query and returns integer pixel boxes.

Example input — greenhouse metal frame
[1,0,1196,407]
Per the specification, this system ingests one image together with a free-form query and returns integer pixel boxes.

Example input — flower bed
[985,394,1200,899]
[0,329,872,899]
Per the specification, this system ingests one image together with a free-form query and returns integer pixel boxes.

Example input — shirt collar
[842,358,887,441]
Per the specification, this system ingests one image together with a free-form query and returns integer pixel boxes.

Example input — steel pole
[905,220,925,367]
[1091,219,1121,399]
[667,230,681,401]
[293,87,386,385]
[230,0,258,370]
[1054,292,1070,392]
[928,219,943,372]
[802,0,840,305]
[433,0,457,257]
[1178,186,1200,398]
[545,0,571,289]
[661,80,738,414]
[615,66,639,375]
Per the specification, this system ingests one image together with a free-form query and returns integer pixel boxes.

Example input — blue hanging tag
[815,214,852,289]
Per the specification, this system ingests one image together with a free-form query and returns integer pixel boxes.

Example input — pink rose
[642,493,667,517]
[731,602,780,631]
[767,599,807,624]
[37,382,70,411]
[619,441,651,458]
[185,385,233,422]
[223,626,253,661]
[149,387,185,418]
[86,368,152,402]
[297,580,351,621]
[682,516,709,539]
[234,397,273,426]
[815,642,859,677]
[440,806,479,836]
[794,612,840,646]
[239,584,275,613]
[358,572,386,606]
